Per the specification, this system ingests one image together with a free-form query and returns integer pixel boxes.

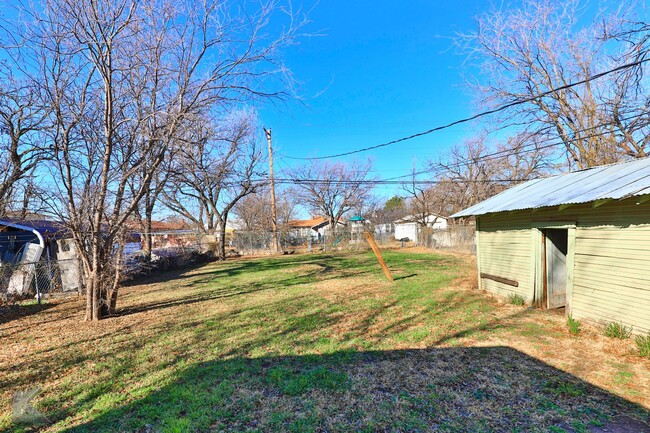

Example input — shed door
[545,229,568,309]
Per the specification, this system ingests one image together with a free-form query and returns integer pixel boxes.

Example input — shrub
[602,321,632,339]
[567,316,581,335]
[508,293,526,306]
[635,333,650,357]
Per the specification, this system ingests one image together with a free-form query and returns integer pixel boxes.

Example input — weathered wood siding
[476,197,650,333]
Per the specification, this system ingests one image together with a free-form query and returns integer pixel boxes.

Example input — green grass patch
[267,365,350,395]
[544,379,586,397]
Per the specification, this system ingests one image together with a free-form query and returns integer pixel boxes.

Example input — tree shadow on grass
[114,253,399,318]
[53,347,650,433]
[393,273,417,281]
[123,250,444,292]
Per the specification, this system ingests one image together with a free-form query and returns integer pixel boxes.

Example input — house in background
[286,216,345,241]
[452,157,650,334]
[394,214,448,242]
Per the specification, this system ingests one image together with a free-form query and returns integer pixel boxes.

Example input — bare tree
[457,0,650,169]
[0,73,48,217]
[129,164,172,262]
[291,160,374,230]
[5,0,306,320]
[401,167,447,228]
[432,133,552,216]
[233,186,297,231]
[164,112,265,260]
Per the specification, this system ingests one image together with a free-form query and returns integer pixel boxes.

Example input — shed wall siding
[477,214,533,302]
[476,198,650,333]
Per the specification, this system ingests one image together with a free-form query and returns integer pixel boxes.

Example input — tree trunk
[108,273,120,314]
[84,243,114,321]
[217,220,227,260]
[85,272,94,321]
[143,204,154,262]
[91,273,101,321]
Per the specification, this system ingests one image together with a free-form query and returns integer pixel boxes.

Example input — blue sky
[259,1,484,198]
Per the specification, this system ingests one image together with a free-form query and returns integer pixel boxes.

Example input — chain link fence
[229,227,397,255]
[0,225,476,306]
[0,257,81,306]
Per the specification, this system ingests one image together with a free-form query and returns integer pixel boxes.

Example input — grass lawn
[1,249,649,432]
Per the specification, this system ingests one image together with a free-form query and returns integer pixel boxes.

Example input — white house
[394,214,448,242]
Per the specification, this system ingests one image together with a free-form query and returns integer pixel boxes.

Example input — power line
[270,177,534,186]
[210,123,642,188]
[378,113,645,182]
[385,133,605,181]
[281,57,650,161]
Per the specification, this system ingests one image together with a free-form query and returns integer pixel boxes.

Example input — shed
[452,157,650,333]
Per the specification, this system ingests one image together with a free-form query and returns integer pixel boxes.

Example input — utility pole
[264,127,281,254]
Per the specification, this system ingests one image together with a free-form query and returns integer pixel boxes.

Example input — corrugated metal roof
[451,157,650,217]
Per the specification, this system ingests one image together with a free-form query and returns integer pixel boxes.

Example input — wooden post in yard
[364,231,394,282]
[264,127,281,254]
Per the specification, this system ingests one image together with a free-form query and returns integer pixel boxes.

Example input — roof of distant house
[287,216,329,229]
[287,216,347,229]
[125,219,195,233]
[349,215,365,222]
[149,220,193,232]
[452,157,650,218]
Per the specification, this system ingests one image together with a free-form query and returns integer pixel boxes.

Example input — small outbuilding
[0,219,81,297]
[452,158,650,333]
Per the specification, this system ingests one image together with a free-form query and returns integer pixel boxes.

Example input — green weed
[602,321,632,339]
[507,293,526,306]
[567,316,581,335]
[635,333,650,357]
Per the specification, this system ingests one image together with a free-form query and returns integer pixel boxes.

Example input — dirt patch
[311,276,391,303]
[284,263,327,274]
[593,416,650,432]
[561,416,650,433]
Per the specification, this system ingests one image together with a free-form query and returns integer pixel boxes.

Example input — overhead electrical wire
[263,114,647,188]
[281,56,650,161]
[381,117,642,182]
